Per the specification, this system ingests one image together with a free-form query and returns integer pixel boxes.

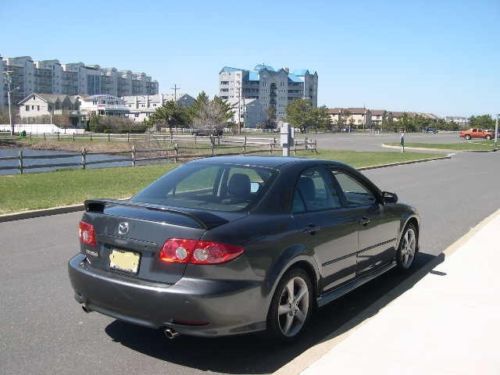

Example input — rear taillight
[159,238,244,265]
[79,221,96,247]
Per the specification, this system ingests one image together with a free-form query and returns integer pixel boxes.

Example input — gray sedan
[68,156,419,340]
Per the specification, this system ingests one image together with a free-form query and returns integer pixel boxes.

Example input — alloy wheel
[400,228,416,268]
[277,276,310,337]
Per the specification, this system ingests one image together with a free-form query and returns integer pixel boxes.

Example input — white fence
[0,124,85,135]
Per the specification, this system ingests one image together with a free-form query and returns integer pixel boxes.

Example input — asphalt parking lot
[0,146,498,375]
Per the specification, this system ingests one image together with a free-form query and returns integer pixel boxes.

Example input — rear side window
[292,168,341,213]
[132,163,277,212]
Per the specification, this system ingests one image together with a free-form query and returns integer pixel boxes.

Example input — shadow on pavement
[105,251,444,374]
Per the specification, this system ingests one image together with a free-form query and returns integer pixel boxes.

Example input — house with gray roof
[18,93,81,125]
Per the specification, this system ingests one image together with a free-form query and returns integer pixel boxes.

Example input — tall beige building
[0,55,159,108]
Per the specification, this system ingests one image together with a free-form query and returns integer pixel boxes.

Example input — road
[313,131,460,151]
[1,150,498,375]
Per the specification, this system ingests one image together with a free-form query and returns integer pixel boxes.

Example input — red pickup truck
[459,128,493,140]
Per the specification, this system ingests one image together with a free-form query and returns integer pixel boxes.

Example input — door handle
[359,217,371,226]
[303,224,320,235]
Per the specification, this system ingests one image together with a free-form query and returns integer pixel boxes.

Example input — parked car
[69,156,420,340]
[459,128,493,140]
[191,128,223,136]
[424,127,438,134]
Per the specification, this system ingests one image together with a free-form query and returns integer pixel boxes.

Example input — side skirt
[316,261,396,308]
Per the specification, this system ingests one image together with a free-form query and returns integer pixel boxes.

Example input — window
[132,163,277,212]
[25,105,29,111]
[292,168,341,213]
[37,105,40,111]
[332,171,376,207]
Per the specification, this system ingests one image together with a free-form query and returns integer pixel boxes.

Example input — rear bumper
[68,254,267,337]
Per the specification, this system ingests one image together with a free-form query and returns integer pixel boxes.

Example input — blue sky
[1,0,499,116]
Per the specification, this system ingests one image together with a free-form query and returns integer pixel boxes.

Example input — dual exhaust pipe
[81,304,180,340]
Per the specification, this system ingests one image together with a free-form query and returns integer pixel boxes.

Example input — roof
[328,108,369,115]
[248,71,260,81]
[288,73,304,83]
[18,93,76,105]
[254,64,275,71]
[187,155,352,169]
[220,66,245,74]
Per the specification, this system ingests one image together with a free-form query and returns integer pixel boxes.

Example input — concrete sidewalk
[302,210,500,375]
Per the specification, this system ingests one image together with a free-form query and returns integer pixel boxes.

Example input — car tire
[267,268,313,341]
[465,135,471,140]
[396,223,418,271]
[486,135,491,140]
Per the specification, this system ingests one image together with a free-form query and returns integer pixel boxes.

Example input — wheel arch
[397,215,420,251]
[264,246,321,312]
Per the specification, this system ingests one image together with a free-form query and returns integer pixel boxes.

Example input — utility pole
[495,114,499,150]
[4,71,14,136]
[171,84,180,101]
[237,81,242,135]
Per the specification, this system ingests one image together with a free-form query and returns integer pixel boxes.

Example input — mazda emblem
[118,222,129,235]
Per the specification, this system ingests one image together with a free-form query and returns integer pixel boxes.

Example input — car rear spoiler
[84,199,228,230]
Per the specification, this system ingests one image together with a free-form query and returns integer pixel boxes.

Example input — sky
[1,0,499,117]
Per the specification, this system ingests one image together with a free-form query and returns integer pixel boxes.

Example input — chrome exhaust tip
[164,328,179,340]
[82,305,91,313]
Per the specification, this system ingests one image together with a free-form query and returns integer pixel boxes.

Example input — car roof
[188,155,350,169]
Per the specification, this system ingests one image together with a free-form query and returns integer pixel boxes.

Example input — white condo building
[219,64,318,123]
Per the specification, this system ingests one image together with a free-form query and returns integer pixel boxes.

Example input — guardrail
[0,137,317,174]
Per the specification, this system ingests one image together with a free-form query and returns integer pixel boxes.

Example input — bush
[88,115,147,133]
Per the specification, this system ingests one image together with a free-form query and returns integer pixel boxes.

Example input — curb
[358,154,451,171]
[0,204,84,223]
[0,155,453,223]
[382,143,497,153]
[274,209,500,375]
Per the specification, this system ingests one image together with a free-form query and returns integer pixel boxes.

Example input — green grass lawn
[386,141,496,151]
[0,149,441,215]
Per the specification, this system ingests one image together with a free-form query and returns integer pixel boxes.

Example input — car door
[291,167,359,291]
[330,169,399,276]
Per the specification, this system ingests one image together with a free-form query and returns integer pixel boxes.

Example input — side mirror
[382,191,398,204]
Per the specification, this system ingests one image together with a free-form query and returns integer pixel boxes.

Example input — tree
[191,93,234,131]
[146,100,191,134]
[311,106,332,131]
[469,115,495,129]
[264,106,277,129]
[286,99,314,133]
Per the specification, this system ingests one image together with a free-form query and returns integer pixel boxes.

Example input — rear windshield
[131,162,278,212]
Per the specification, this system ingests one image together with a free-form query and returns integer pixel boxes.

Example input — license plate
[109,249,140,274]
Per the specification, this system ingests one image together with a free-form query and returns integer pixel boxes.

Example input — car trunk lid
[80,199,229,285]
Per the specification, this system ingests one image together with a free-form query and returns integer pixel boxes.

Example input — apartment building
[328,108,372,128]
[0,55,159,109]
[219,64,318,122]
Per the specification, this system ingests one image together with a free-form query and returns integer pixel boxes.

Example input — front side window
[132,163,277,212]
[332,171,376,207]
[292,168,341,213]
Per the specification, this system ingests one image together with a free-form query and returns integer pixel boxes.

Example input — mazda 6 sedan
[68,156,420,340]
